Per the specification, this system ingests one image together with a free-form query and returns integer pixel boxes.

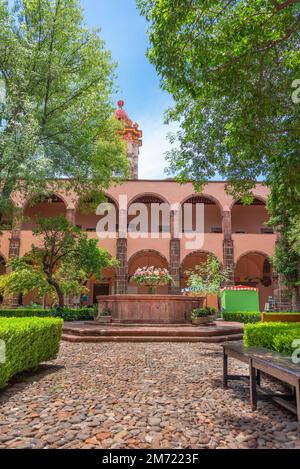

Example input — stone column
[2,229,21,307]
[222,210,234,284]
[116,238,128,294]
[66,208,76,225]
[169,239,181,294]
[272,271,293,311]
[169,209,181,294]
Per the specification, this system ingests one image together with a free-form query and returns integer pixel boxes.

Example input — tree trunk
[47,277,64,308]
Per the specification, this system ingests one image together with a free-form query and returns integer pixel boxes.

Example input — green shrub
[0,307,96,321]
[244,322,300,355]
[222,311,261,323]
[0,317,63,388]
[191,307,216,318]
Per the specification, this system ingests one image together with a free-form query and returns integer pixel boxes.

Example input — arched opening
[180,250,216,290]
[181,195,222,234]
[22,194,67,230]
[128,194,169,235]
[0,255,6,305]
[75,196,119,233]
[87,266,117,305]
[231,198,272,234]
[234,252,273,310]
[128,250,169,294]
[180,250,220,309]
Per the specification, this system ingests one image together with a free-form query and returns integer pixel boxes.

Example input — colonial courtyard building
[0,101,282,310]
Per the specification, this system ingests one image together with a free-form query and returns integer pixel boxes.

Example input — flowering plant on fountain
[132,266,173,294]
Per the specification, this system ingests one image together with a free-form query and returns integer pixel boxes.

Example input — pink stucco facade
[0,179,276,310]
[0,102,277,311]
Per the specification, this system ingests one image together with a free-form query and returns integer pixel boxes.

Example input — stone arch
[128,249,169,294]
[22,194,67,230]
[181,193,223,213]
[180,194,223,234]
[22,192,68,211]
[234,251,273,310]
[127,192,169,208]
[180,249,220,288]
[128,193,170,235]
[231,197,271,234]
[75,193,119,233]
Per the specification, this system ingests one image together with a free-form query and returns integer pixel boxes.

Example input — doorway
[93,283,110,304]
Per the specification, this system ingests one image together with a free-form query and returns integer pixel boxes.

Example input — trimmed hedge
[0,317,63,388]
[222,311,261,323]
[244,322,300,355]
[0,307,97,321]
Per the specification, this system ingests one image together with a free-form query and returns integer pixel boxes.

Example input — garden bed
[0,307,96,321]
[222,311,261,323]
[0,317,63,388]
[244,322,300,355]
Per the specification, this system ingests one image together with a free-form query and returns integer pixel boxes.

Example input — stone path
[0,342,299,449]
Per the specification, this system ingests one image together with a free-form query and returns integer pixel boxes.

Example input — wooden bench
[222,342,300,421]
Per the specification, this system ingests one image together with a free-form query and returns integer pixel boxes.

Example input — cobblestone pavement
[0,342,299,449]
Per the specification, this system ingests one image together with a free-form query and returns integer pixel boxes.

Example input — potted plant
[97,307,112,323]
[131,266,173,294]
[191,307,216,326]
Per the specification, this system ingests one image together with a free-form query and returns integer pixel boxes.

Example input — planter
[97,315,112,324]
[192,316,215,326]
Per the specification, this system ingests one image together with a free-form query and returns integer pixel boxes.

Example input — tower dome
[114,100,132,126]
[114,100,142,180]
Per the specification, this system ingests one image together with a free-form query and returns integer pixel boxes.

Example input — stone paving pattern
[0,342,299,449]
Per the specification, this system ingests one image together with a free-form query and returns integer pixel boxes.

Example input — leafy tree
[0,256,55,305]
[0,0,128,214]
[288,215,300,256]
[138,0,300,303]
[0,216,116,307]
[185,255,230,298]
[138,0,299,194]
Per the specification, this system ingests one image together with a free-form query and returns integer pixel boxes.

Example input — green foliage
[0,0,128,212]
[288,215,300,257]
[223,311,262,324]
[185,255,230,296]
[0,317,62,388]
[191,307,216,319]
[244,322,300,355]
[0,256,55,299]
[139,0,300,291]
[0,307,96,321]
[0,216,116,307]
[138,0,300,197]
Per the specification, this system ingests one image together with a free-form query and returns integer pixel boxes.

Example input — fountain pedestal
[97,294,204,324]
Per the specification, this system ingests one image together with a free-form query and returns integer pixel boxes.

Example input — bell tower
[114,100,142,179]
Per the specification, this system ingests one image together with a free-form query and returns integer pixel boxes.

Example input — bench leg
[256,369,261,386]
[249,360,257,411]
[223,350,228,389]
[296,380,300,423]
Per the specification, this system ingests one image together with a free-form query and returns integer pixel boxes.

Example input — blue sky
[81,0,176,179]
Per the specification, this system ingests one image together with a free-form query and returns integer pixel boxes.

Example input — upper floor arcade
[0,179,276,262]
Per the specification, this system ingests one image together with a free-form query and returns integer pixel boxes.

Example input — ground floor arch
[180,250,216,289]
[234,251,273,310]
[128,249,169,294]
